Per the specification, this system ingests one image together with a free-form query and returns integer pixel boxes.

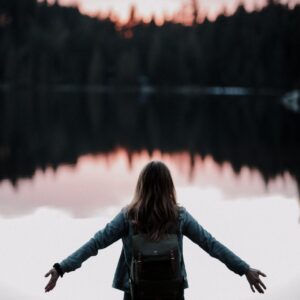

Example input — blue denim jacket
[59,206,250,292]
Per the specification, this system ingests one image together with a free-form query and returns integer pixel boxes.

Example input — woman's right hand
[44,268,59,292]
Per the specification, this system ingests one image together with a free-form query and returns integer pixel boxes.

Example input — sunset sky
[53,0,298,22]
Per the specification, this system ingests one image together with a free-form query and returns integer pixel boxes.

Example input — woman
[44,161,267,299]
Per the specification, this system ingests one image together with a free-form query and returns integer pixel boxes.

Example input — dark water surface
[1,89,300,187]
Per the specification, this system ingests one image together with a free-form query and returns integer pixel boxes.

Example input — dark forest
[1,0,300,88]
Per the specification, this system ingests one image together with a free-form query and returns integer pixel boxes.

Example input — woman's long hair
[127,161,179,240]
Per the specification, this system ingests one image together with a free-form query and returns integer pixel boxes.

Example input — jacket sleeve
[58,209,128,274]
[182,208,250,276]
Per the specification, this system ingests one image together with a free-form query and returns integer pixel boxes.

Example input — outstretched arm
[182,209,250,275]
[182,209,267,293]
[44,209,128,292]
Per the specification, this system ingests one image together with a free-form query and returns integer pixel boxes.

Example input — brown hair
[127,160,179,241]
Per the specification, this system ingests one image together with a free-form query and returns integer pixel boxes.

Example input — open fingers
[258,270,267,277]
[246,268,267,294]
[258,278,267,290]
[45,278,56,292]
[254,280,266,293]
[45,282,55,292]
[44,271,51,277]
[254,283,263,293]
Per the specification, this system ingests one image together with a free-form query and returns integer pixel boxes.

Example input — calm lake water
[0,91,300,299]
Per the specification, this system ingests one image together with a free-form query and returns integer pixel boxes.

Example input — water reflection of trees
[1,90,300,194]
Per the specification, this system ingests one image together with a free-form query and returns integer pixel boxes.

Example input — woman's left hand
[245,267,267,293]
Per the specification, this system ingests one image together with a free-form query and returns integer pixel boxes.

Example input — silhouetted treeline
[1,90,300,191]
[0,0,300,88]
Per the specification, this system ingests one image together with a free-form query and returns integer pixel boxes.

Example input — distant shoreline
[0,84,286,96]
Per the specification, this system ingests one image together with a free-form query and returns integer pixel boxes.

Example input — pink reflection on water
[0,149,298,218]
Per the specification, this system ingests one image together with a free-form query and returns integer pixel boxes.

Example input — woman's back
[44,161,267,299]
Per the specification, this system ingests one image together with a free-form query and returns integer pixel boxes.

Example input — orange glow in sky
[54,0,275,23]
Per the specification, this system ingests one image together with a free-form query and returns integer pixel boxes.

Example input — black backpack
[129,223,184,300]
